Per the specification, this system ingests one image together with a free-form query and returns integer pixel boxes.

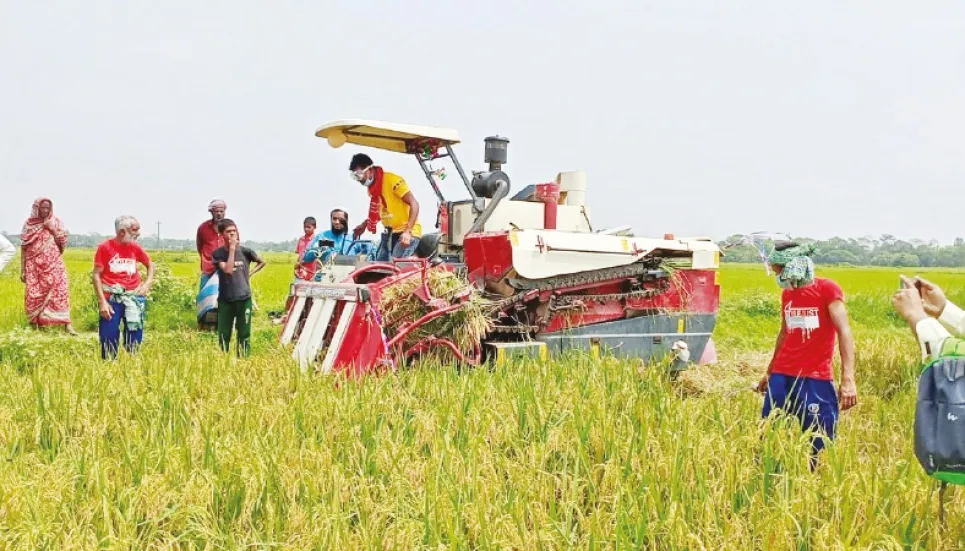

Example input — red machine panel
[542,268,719,333]
[463,232,514,285]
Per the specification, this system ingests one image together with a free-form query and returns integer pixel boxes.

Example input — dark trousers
[218,297,252,357]
[374,231,420,261]
[99,298,145,360]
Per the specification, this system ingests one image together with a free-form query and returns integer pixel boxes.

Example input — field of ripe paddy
[2,249,965,549]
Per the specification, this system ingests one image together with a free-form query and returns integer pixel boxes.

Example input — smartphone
[900,275,910,290]
[899,275,925,294]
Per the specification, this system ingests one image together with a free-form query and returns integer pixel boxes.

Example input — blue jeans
[375,231,420,261]
[99,297,146,360]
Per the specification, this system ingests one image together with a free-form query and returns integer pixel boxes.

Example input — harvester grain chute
[280,119,721,376]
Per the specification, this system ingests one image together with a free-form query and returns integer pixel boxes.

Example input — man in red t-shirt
[756,241,857,469]
[195,199,227,329]
[196,199,226,276]
[92,215,155,360]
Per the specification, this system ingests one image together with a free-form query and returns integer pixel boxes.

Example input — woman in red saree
[20,198,76,334]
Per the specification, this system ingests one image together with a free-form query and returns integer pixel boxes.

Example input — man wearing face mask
[301,208,372,270]
[348,153,421,261]
[755,241,857,470]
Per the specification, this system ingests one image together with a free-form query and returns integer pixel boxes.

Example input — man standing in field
[197,199,227,275]
[92,216,155,360]
[196,199,227,327]
[757,241,857,470]
[0,233,15,273]
[212,219,266,357]
[349,153,422,260]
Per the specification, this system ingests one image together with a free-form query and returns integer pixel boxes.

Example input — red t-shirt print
[94,239,151,293]
[769,278,846,381]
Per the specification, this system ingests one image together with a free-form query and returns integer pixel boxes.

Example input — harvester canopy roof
[315,119,461,154]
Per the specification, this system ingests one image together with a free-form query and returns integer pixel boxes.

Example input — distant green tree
[716,235,964,268]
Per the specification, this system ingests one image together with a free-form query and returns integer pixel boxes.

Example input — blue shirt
[302,230,373,263]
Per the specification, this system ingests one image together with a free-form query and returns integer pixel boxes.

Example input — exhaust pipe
[467,135,512,236]
[467,174,509,235]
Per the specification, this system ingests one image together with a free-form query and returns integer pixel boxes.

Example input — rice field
[2,249,965,549]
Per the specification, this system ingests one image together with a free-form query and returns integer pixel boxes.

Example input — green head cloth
[767,242,817,288]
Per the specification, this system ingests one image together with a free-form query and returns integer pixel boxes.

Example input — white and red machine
[280,119,721,376]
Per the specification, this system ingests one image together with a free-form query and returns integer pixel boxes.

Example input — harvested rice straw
[378,267,495,364]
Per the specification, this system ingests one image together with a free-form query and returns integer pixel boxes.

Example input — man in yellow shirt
[349,153,422,261]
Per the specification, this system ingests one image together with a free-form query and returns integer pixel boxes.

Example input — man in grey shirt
[211,219,266,357]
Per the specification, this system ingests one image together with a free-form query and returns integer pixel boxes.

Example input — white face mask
[352,167,374,186]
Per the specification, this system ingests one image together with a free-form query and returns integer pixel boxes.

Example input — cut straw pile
[673,350,768,397]
[378,267,495,364]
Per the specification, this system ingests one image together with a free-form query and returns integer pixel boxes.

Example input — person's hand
[43,219,56,231]
[99,300,114,320]
[353,223,367,240]
[917,277,947,318]
[135,283,151,297]
[20,272,25,283]
[838,378,858,410]
[399,230,412,248]
[755,375,769,394]
[893,276,928,326]
[228,236,239,250]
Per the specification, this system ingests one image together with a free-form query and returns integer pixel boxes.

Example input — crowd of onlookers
[0,151,425,361]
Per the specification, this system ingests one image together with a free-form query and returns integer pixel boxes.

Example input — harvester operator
[348,153,421,261]
[301,207,373,269]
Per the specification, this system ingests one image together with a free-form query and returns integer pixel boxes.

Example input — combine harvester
[280,119,721,377]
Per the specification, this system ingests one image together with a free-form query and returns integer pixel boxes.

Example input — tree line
[6,231,965,267]
[719,234,965,267]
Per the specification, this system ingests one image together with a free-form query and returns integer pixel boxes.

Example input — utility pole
[156,221,161,250]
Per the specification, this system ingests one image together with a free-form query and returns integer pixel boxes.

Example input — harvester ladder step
[293,298,337,372]
[279,296,307,345]
[320,301,357,374]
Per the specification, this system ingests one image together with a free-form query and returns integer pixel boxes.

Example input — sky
[2,1,964,244]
